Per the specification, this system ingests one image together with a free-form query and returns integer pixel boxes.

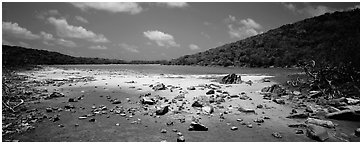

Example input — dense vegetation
[169,9,359,69]
[2,45,168,69]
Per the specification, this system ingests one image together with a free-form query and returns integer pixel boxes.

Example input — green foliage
[169,9,360,69]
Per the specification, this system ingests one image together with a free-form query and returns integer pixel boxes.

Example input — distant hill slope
[169,9,360,68]
[2,45,127,67]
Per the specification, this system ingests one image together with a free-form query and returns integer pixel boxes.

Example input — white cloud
[70,2,142,14]
[19,41,30,47]
[36,9,60,19]
[201,32,211,39]
[282,3,336,17]
[225,16,262,39]
[2,39,14,45]
[40,31,55,41]
[157,2,189,8]
[56,38,77,48]
[89,45,108,50]
[3,22,40,40]
[48,17,109,43]
[189,44,200,50]
[143,30,180,48]
[75,16,89,23]
[120,43,139,53]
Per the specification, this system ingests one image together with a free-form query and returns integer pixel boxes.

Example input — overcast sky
[2,2,359,60]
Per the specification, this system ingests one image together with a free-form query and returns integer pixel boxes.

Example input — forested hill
[169,9,360,68]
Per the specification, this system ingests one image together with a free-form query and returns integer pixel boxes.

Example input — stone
[346,98,359,105]
[141,97,155,105]
[53,115,60,122]
[172,129,178,132]
[177,132,183,136]
[220,73,243,84]
[161,129,167,133]
[254,118,264,123]
[355,128,360,136]
[327,106,340,113]
[256,104,263,109]
[78,116,87,120]
[288,123,307,128]
[272,132,282,138]
[202,105,214,114]
[245,80,253,86]
[174,94,185,99]
[206,90,215,95]
[89,118,96,122]
[236,118,243,122]
[46,107,53,112]
[305,106,315,113]
[191,101,203,107]
[325,109,360,121]
[295,129,304,134]
[49,92,65,98]
[238,107,255,113]
[112,99,122,104]
[187,86,196,90]
[261,84,286,96]
[68,98,77,102]
[64,104,75,109]
[306,124,329,141]
[263,78,271,82]
[247,124,253,128]
[286,113,309,119]
[293,91,302,96]
[273,98,285,104]
[156,105,169,115]
[306,118,335,128]
[177,136,185,142]
[188,121,208,131]
[231,126,238,131]
[152,83,167,91]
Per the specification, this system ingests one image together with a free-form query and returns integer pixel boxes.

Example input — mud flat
[2,66,359,142]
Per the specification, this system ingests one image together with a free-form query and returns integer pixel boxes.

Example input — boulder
[177,136,185,142]
[152,83,167,91]
[202,105,214,114]
[220,73,243,84]
[206,90,215,95]
[273,98,285,104]
[156,105,169,115]
[191,101,203,107]
[231,126,238,131]
[238,107,255,113]
[306,124,329,141]
[188,121,208,131]
[325,109,360,121]
[174,94,185,100]
[48,92,65,99]
[286,113,309,119]
[112,99,122,104]
[187,86,196,90]
[261,84,286,96]
[306,118,335,128]
[141,97,155,105]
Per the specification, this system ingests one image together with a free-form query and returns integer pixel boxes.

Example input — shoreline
[2,66,359,142]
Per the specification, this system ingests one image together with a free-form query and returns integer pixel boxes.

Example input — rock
[272,132,282,138]
[53,115,60,122]
[254,118,264,123]
[305,106,315,113]
[220,73,243,84]
[236,118,243,122]
[141,97,155,105]
[346,98,359,105]
[89,118,96,122]
[325,109,360,121]
[245,80,253,86]
[247,124,253,128]
[306,124,329,141]
[174,94,185,99]
[309,91,322,98]
[188,121,208,131]
[273,98,285,104]
[187,86,196,90]
[46,107,53,112]
[152,83,167,91]
[48,92,65,99]
[355,128,360,136]
[64,104,75,109]
[177,136,185,142]
[286,113,309,119]
[261,84,286,96]
[78,116,87,120]
[161,129,167,133]
[172,129,178,132]
[327,106,340,113]
[191,101,203,107]
[206,90,215,95]
[177,132,183,136]
[256,104,263,109]
[75,124,79,127]
[288,123,307,128]
[295,129,304,134]
[112,99,122,104]
[293,91,302,96]
[263,78,271,82]
[68,98,77,102]
[230,95,239,98]
[239,94,251,100]
[202,105,214,114]
[238,107,255,113]
[306,118,335,128]
[231,126,238,131]
[156,105,169,115]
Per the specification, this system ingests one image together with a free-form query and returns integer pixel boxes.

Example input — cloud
[225,16,262,39]
[3,21,40,40]
[75,16,89,23]
[143,30,180,48]
[19,41,30,47]
[56,38,77,48]
[156,2,189,8]
[203,21,211,26]
[201,32,211,39]
[2,39,14,45]
[282,3,337,17]
[89,45,108,50]
[120,43,139,53]
[70,2,142,14]
[48,17,109,43]
[36,9,60,19]
[189,44,200,50]
[40,31,55,41]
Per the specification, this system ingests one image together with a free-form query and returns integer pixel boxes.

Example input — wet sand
[4,66,359,142]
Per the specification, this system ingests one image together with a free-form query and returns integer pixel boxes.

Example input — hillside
[169,9,360,68]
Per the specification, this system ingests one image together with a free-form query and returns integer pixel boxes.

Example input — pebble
[231,126,238,131]
[161,129,167,133]
[89,118,96,122]
[295,129,304,134]
[272,132,282,138]
[236,118,243,122]
[177,132,183,136]
[247,124,253,128]
[177,136,185,142]
[75,124,79,127]
[172,129,178,132]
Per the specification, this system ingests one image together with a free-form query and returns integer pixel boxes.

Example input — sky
[2,2,359,61]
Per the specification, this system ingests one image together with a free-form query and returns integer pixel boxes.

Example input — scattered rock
[141,97,156,105]
[152,83,167,91]
[346,98,359,105]
[78,116,87,120]
[325,109,360,121]
[191,101,203,107]
[112,99,122,104]
[261,84,286,96]
[272,132,282,138]
[256,104,263,109]
[236,118,243,122]
[245,80,253,86]
[273,98,285,104]
[206,90,215,95]
[327,106,340,113]
[254,118,264,123]
[231,126,238,131]
[288,123,307,128]
[177,136,185,142]
[306,124,329,141]
[47,92,65,99]
[46,107,52,112]
[293,91,302,96]
[305,106,316,113]
[177,132,183,136]
[306,118,335,128]
[220,73,243,84]
[295,129,304,134]
[156,105,169,115]
[188,121,208,131]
